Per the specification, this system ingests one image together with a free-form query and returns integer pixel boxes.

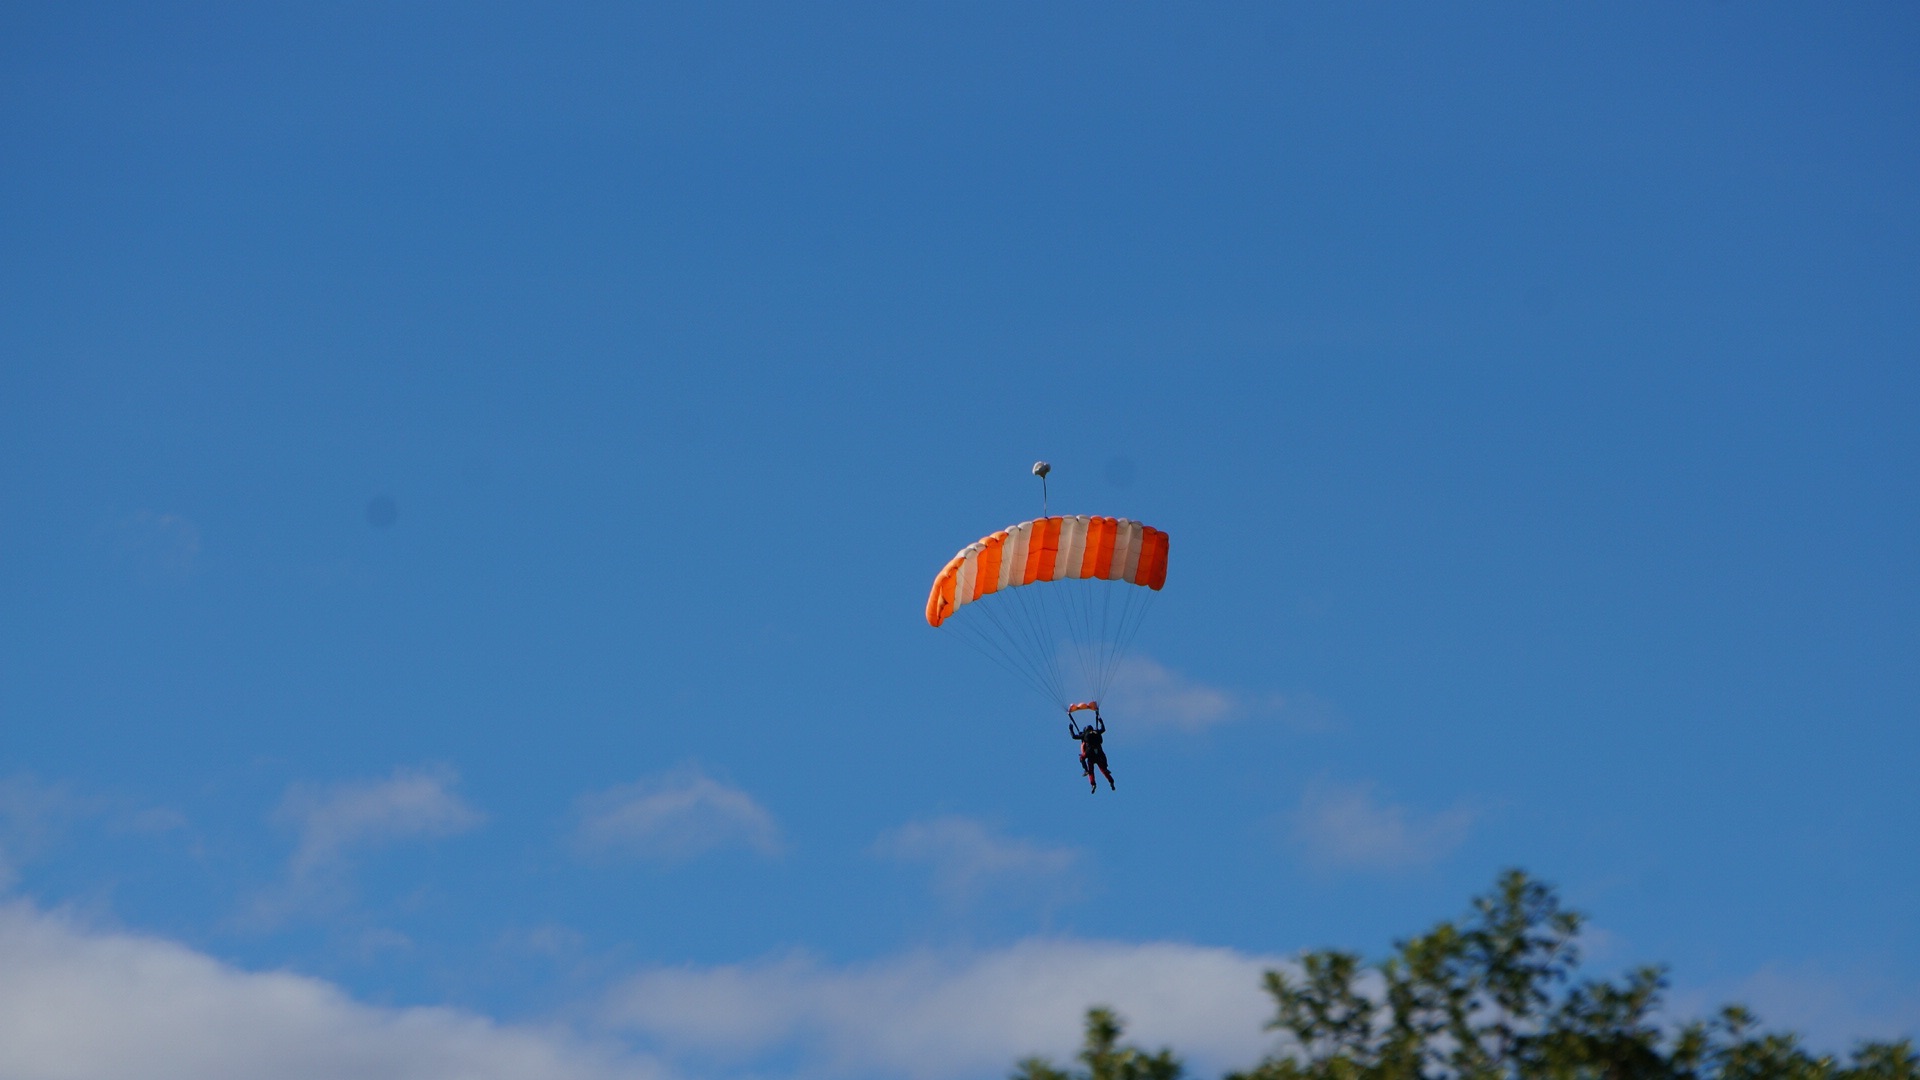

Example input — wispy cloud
[115,807,190,836]
[873,817,1080,908]
[1104,657,1241,731]
[498,924,588,961]
[574,767,780,861]
[1103,657,1334,733]
[0,776,78,892]
[1289,779,1476,871]
[276,766,484,881]
[0,900,660,1080]
[0,777,197,890]
[247,766,483,924]
[1268,692,1343,733]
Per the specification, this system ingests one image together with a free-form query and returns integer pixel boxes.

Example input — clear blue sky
[2,5,1915,1078]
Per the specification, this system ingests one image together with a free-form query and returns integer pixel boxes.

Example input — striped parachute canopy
[927,515,1168,709]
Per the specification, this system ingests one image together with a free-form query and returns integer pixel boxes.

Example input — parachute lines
[927,515,1168,710]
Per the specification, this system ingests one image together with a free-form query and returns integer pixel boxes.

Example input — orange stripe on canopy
[974,533,1004,600]
[1141,528,1169,589]
[1088,517,1117,580]
[926,560,959,625]
[1029,517,1059,583]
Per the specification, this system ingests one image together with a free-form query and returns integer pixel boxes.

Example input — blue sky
[2,4,1916,1077]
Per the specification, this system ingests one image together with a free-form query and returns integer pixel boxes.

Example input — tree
[1225,870,1917,1080]
[1018,871,1916,1080]
[1014,1006,1185,1080]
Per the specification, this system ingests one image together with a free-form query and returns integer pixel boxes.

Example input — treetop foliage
[1014,870,1915,1080]
[1013,1005,1185,1080]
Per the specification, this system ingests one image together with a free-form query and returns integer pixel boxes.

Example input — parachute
[926,513,1168,709]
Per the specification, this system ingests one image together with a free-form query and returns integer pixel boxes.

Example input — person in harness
[1067,702,1115,793]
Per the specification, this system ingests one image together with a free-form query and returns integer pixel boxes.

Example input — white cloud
[277,766,484,880]
[0,776,78,892]
[116,806,191,835]
[499,924,588,960]
[604,938,1288,1080]
[248,767,484,924]
[0,777,197,891]
[5,896,1914,1080]
[1104,657,1240,731]
[873,817,1080,907]
[1289,779,1476,871]
[575,767,780,861]
[0,900,661,1080]
[1672,963,1920,1054]
[1102,657,1340,734]
[1268,692,1343,734]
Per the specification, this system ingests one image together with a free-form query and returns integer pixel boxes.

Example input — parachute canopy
[927,515,1168,708]
[927,516,1168,627]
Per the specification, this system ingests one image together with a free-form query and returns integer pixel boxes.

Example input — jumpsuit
[1072,717,1114,791]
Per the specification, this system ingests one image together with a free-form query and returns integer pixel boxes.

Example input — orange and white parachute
[927,514,1168,709]
[926,516,1169,626]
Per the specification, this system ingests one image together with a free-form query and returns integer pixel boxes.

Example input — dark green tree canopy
[1016,871,1915,1080]
[1014,1006,1185,1080]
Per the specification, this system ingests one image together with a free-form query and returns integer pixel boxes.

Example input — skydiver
[1067,702,1114,793]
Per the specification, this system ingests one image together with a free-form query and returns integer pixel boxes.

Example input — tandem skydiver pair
[1067,701,1115,794]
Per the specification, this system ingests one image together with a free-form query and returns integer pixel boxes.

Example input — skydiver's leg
[1080,750,1096,792]
[1093,752,1114,789]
